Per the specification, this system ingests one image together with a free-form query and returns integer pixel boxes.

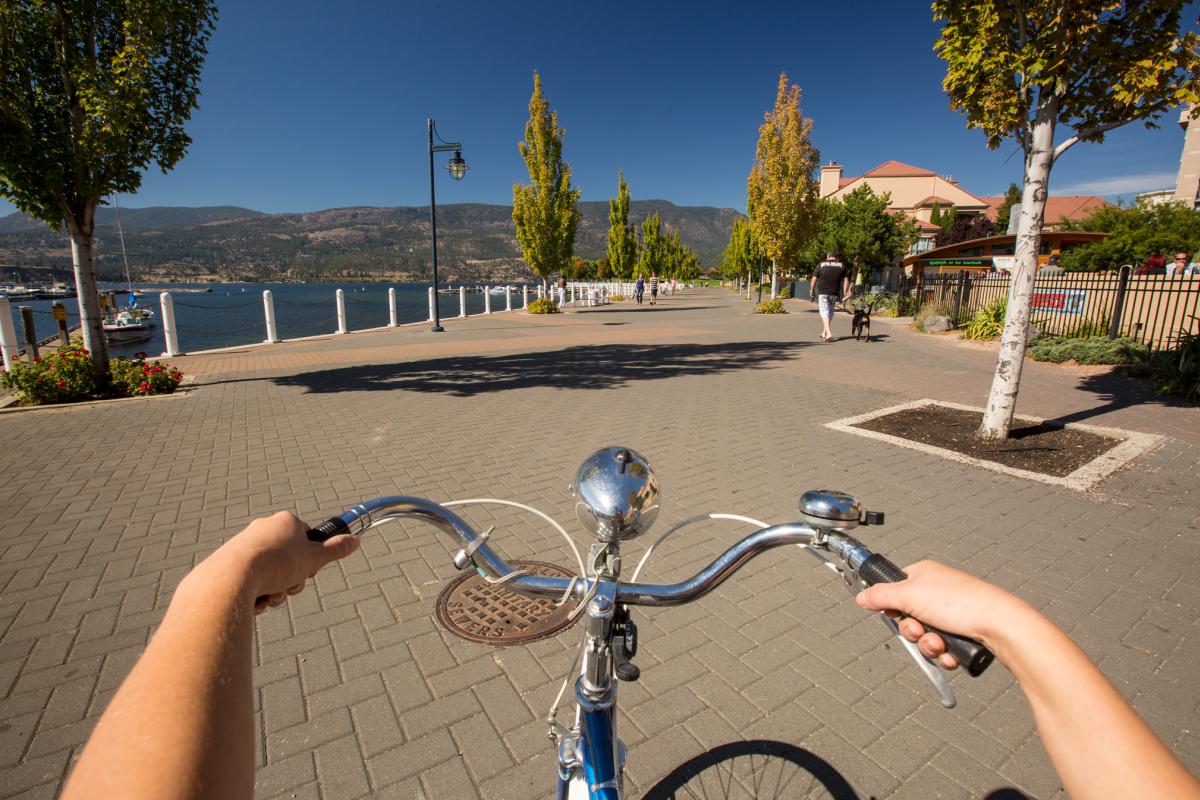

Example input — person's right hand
[855,560,1029,668]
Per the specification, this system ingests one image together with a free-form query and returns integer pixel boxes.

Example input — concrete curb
[825,398,1165,491]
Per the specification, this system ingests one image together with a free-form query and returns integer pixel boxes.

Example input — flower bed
[1,345,184,406]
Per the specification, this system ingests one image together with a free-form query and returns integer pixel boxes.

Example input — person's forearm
[991,603,1200,799]
[63,553,258,800]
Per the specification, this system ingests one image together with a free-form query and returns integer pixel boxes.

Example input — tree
[1059,202,1200,271]
[934,213,995,247]
[720,216,762,281]
[815,186,919,281]
[637,212,666,277]
[513,72,581,291]
[747,72,820,297]
[995,182,1022,231]
[0,0,218,373]
[934,0,1200,439]
[606,171,638,279]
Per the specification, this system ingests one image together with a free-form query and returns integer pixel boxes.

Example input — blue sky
[2,0,1196,217]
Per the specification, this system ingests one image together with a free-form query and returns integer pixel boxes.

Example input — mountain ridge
[0,201,740,283]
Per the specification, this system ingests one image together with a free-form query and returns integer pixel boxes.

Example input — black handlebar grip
[858,554,996,677]
[307,516,350,542]
[255,517,351,605]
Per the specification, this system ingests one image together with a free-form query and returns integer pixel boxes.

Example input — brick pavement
[1,288,1197,799]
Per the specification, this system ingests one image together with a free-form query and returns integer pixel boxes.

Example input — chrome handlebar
[322,496,848,608]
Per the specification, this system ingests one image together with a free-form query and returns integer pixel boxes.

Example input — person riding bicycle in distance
[811,252,850,342]
[59,514,1200,800]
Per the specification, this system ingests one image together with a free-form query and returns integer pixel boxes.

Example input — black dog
[851,309,871,342]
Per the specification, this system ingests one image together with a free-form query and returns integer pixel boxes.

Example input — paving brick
[253,751,316,797]
[306,672,385,719]
[400,687,481,740]
[266,708,353,760]
[261,675,306,733]
[367,729,458,789]
[450,713,515,783]
[314,733,372,799]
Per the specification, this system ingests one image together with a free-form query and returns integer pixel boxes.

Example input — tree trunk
[65,201,109,375]
[978,93,1057,440]
[770,259,778,299]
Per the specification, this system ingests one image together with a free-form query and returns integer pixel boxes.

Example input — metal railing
[900,267,1200,352]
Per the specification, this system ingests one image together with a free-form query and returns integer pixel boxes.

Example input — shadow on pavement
[572,305,720,313]
[640,740,858,800]
[273,341,808,397]
[1051,367,1195,426]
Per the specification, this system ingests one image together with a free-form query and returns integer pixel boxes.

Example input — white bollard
[388,288,397,327]
[427,287,436,322]
[570,285,576,304]
[160,292,181,357]
[263,290,280,343]
[484,287,492,314]
[336,289,347,334]
[459,286,467,318]
[505,286,512,311]
[522,285,529,308]
[746,272,752,299]
[0,296,18,370]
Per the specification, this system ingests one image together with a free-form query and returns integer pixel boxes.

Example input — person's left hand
[208,512,361,613]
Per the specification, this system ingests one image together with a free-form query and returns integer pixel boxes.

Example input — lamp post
[427,118,468,332]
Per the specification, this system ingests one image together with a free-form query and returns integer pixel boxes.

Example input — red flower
[138,381,150,393]
[32,356,41,363]
[150,366,162,374]
[80,349,88,355]
[56,380,65,388]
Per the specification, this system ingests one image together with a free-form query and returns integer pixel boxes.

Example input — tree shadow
[272,341,808,397]
[1048,366,1195,426]
[572,305,721,313]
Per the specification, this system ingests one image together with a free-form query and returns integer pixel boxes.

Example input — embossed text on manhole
[435,560,579,645]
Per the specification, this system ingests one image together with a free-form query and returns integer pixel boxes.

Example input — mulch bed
[853,405,1122,477]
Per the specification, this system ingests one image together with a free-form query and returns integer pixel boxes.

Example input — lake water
[9,282,522,358]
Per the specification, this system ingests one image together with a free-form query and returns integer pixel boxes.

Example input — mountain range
[0,201,741,284]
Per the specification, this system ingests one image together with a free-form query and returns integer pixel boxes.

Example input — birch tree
[513,72,581,291]
[606,171,638,279]
[0,0,218,374]
[934,0,1200,439]
[746,72,820,298]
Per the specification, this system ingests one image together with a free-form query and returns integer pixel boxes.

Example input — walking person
[635,275,645,304]
[810,252,849,342]
[649,272,659,305]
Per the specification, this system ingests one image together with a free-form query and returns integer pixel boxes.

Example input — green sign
[925,258,986,267]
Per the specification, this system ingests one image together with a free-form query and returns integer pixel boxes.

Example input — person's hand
[206,512,361,614]
[855,560,1028,669]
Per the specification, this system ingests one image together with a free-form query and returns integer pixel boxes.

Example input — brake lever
[798,544,957,709]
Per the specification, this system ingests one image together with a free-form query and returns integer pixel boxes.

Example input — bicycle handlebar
[303,495,993,675]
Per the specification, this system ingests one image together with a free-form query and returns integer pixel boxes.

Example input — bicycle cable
[630,513,771,582]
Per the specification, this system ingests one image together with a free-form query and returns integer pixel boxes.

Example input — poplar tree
[0,0,218,374]
[637,212,665,277]
[746,72,820,298]
[513,72,581,291]
[606,171,638,279]
[720,216,763,281]
[935,0,1200,439]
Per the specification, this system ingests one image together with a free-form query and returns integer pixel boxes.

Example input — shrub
[610,294,625,302]
[526,297,560,314]
[1062,317,1109,338]
[0,345,183,405]
[109,353,184,397]
[913,301,952,332]
[0,343,95,404]
[1028,336,1148,365]
[1150,329,1200,402]
[778,285,792,299]
[963,298,1007,340]
[755,299,786,314]
[877,294,918,318]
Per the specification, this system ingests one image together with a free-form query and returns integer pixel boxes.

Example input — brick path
[1,288,1197,799]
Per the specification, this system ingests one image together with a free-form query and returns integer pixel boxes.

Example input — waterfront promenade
[1,287,1197,798]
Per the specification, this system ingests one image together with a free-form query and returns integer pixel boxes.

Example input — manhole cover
[436,560,580,645]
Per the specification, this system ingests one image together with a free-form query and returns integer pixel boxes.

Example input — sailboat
[102,196,156,343]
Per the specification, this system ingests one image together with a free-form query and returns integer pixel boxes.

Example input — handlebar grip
[858,554,996,677]
[255,517,352,606]
[307,516,351,542]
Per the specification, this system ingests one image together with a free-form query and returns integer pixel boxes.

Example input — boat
[488,286,508,295]
[103,308,156,343]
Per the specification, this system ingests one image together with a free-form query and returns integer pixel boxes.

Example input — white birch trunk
[770,259,778,299]
[65,202,109,374]
[978,93,1057,440]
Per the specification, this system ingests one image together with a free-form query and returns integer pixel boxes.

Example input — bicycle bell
[799,489,863,532]
[573,446,660,542]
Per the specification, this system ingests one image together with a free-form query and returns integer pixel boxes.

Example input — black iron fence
[898,267,1200,352]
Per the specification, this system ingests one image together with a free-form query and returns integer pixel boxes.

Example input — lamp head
[446,151,468,180]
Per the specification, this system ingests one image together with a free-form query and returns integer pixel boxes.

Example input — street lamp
[427,118,468,332]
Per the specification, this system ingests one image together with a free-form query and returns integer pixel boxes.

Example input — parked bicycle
[301,446,993,799]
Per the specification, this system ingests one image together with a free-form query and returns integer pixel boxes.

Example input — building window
[909,238,934,255]
[990,243,1015,255]
[958,246,983,257]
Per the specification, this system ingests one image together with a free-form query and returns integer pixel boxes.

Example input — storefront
[902,232,1109,276]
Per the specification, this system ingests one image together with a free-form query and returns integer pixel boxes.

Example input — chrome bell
[799,489,862,531]
[573,447,660,542]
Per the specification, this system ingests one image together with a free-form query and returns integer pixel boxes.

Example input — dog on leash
[851,308,871,342]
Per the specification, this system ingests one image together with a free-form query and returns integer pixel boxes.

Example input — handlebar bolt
[862,511,885,526]
[451,549,472,570]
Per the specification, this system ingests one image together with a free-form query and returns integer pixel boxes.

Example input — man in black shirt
[810,252,850,341]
